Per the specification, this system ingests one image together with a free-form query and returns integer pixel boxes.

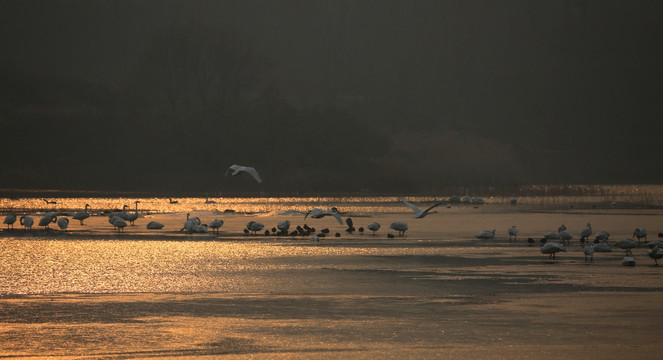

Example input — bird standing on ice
[579,223,592,243]
[389,222,409,236]
[508,226,518,241]
[73,204,91,225]
[541,242,566,260]
[3,213,16,229]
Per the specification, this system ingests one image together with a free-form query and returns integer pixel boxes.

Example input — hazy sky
[1,0,662,193]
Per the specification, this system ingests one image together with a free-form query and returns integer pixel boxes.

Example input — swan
[72,204,91,225]
[42,198,57,205]
[540,242,566,260]
[475,229,496,240]
[3,213,16,229]
[111,216,127,232]
[647,241,663,249]
[593,242,612,253]
[276,220,290,235]
[169,198,179,204]
[146,221,165,230]
[367,222,380,235]
[389,222,409,236]
[398,197,446,218]
[246,221,264,235]
[304,208,343,225]
[622,256,636,266]
[181,213,201,233]
[209,219,224,234]
[558,224,567,232]
[508,226,518,241]
[38,213,58,229]
[205,197,216,204]
[583,245,594,262]
[125,201,140,225]
[614,239,637,256]
[544,232,561,240]
[559,230,573,244]
[633,228,647,243]
[648,246,663,265]
[509,197,517,205]
[578,223,592,242]
[57,217,69,231]
[226,164,263,183]
[594,231,610,242]
[20,215,34,230]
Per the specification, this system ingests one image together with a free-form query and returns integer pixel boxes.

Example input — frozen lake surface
[1,193,663,358]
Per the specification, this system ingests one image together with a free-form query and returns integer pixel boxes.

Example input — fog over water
[1,1,662,194]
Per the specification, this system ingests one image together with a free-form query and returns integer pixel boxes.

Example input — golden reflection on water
[0,238,449,295]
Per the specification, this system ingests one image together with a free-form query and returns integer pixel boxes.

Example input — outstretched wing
[242,167,263,183]
[398,197,422,215]
[331,212,343,225]
[423,201,446,214]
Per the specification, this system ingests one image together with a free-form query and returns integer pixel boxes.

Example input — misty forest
[1,1,662,195]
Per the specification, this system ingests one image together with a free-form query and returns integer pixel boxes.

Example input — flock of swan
[3,181,663,266]
[473,221,663,266]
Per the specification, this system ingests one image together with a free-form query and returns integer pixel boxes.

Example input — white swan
[595,231,610,242]
[475,229,496,240]
[209,219,224,234]
[72,204,91,225]
[508,226,518,241]
[181,213,201,233]
[367,222,381,235]
[111,216,127,232]
[614,239,637,256]
[633,228,647,243]
[146,221,165,230]
[583,245,594,262]
[20,215,34,230]
[226,164,263,183]
[3,213,16,229]
[246,221,265,235]
[169,198,179,204]
[389,222,409,236]
[560,230,573,244]
[38,213,58,229]
[57,217,69,231]
[304,208,343,225]
[205,197,216,204]
[648,245,663,265]
[125,201,140,225]
[541,242,566,260]
[398,197,446,218]
[579,223,592,242]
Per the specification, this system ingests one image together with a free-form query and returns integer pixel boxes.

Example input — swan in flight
[3,213,16,229]
[20,215,34,230]
[226,164,263,183]
[73,204,91,225]
[304,208,343,225]
[398,197,446,218]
